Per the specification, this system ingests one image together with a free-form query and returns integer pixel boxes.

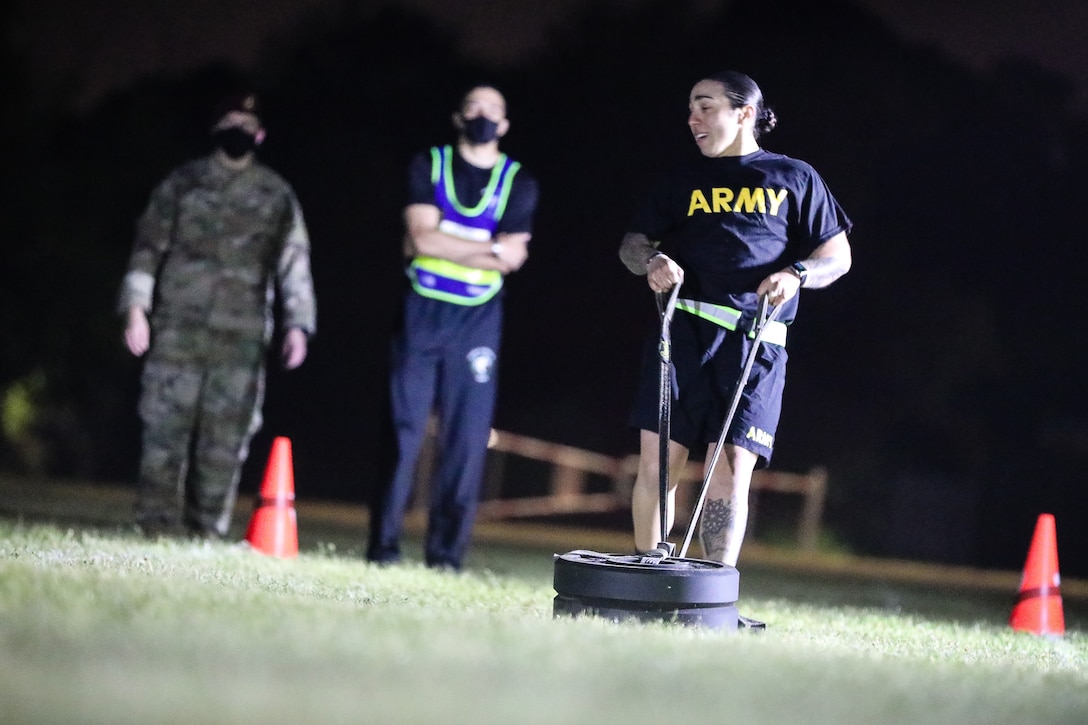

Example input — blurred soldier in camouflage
[118,92,317,539]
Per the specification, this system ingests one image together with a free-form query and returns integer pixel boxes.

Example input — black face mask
[462,116,500,145]
[213,127,258,159]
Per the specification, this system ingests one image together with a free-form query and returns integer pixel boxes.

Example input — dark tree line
[2,0,1087,573]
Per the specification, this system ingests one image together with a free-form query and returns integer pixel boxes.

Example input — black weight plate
[553,594,739,630]
[552,550,739,606]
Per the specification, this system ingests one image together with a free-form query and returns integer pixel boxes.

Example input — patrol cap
[211,92,261,124]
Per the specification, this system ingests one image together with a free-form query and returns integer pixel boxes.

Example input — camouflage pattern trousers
[134,345,266,538]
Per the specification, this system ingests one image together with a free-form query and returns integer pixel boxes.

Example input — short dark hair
[704,70,777,139]
[458,83,505,112]
[211,92,261,125]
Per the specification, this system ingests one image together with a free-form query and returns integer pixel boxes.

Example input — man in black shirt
[367,85,539,570]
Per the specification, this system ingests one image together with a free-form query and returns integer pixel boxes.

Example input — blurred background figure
[367,84,539,570]
[118,91,317,539]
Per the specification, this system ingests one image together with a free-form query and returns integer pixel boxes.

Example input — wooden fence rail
[412,423,828,551]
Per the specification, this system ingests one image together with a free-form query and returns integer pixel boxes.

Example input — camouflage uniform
[119,156,316,537]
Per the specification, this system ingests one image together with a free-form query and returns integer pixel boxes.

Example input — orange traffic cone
[1009,513,1064,636]
[244,436,298,558]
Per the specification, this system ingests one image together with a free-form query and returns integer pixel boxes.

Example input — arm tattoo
[798,255,849,289]
[619,233,659,275]
[699,497,735,561]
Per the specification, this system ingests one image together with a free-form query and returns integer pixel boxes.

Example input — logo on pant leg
[467,347,497,383]
[745,426,774,448]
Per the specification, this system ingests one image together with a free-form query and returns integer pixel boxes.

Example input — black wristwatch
[788,261,808,286]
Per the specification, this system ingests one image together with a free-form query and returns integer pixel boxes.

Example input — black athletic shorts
[628,310,787,467]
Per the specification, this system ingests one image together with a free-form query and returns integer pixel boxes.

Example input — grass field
[1,511,1086,725]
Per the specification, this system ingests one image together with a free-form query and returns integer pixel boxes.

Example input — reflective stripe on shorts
[676,299,787,346]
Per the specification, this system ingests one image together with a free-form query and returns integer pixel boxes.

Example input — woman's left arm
[757,232,852,305]
[798,231,852,289]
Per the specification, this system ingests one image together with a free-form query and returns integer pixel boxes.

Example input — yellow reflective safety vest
[408,146,521,306]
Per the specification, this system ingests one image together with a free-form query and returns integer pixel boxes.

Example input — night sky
[4,0,1088,574]
[11,0,1088,111]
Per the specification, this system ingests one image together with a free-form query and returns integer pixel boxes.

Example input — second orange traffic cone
[1009,513,1064,637]
[244,436,298,558]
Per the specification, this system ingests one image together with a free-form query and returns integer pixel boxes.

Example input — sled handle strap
[679,294,780,559]
[655,283,681,554]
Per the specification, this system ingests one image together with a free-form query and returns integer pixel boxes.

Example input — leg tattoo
[699,497,735,562]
